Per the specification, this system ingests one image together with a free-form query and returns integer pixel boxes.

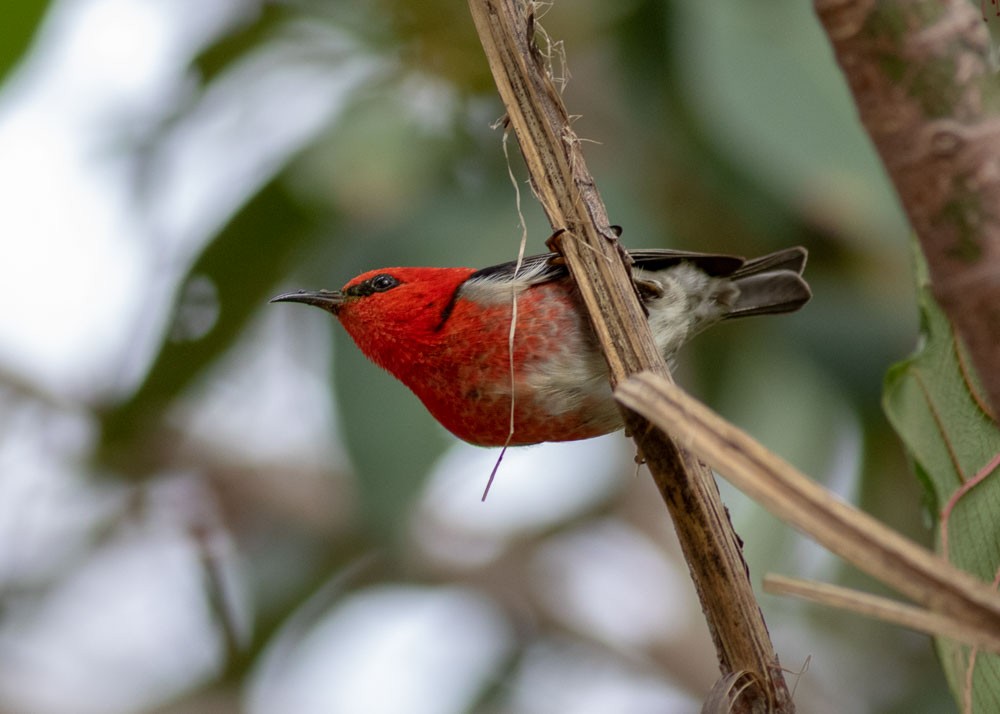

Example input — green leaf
[0,0,50,86]
[98,178,330,473]
[883,246,1000,712]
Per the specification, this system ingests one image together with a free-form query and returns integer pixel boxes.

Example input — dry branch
[764,575,1000,654]
[616,373,1000,639]
[467,1,792,710]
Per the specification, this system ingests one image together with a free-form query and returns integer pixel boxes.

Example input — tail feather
[726,248,811,319]
[732,246,807,278]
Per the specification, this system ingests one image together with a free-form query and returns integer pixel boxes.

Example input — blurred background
[0,0,954,712]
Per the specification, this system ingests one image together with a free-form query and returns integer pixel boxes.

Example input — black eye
[369,274,399,292]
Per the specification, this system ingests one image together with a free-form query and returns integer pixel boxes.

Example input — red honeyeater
[272,246,810,447]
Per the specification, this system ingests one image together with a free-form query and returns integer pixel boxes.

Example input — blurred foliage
[99,177,333,473]
[0,0,974,712]
[0,0,49,86]
[884,247,1000,712]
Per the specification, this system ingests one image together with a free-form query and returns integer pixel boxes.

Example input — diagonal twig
[467,1,793,710]
[763,574,1000,654]
[616,372,1000,637]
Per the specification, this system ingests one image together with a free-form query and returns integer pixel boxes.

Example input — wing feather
[465,248,764,288]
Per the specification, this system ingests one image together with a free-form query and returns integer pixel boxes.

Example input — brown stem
[617,372,1000,637]
[815,0,1000,417]
[467,1,793,710]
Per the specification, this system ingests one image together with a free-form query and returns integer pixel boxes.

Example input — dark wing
[628,247,809,277]
[627,250,745,277]
[455,246,809,326]
[467,248,798,286]
[466,252,565,285]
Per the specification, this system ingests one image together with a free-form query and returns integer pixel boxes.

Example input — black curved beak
[270,289,345,314]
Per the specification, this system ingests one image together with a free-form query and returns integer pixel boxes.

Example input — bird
[271,245,810,447]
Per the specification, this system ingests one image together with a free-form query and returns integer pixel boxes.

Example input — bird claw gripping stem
[545,224,661,316]
[544,227,568,254]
